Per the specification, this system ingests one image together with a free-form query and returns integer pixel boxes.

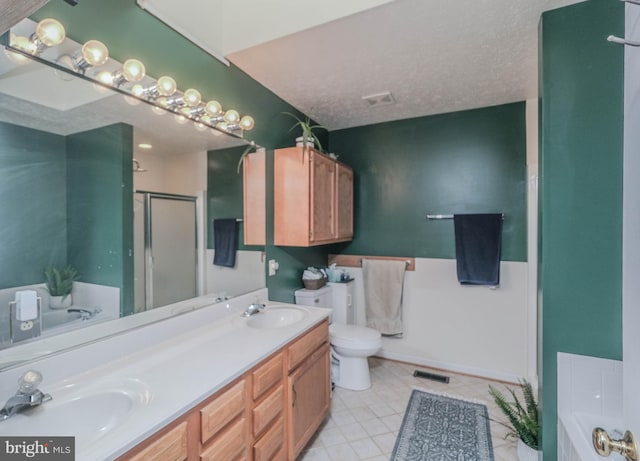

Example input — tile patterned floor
[297,357,519,461]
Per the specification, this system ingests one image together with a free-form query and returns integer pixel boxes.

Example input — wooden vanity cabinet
[274,147,353,246]
[116,320,330,461]
[252,352,286,461]
[286,321,331,460]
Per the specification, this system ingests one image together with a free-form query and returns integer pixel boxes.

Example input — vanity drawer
[253,384,284,437]
[200,379,246,444]
[252,352,283,399]
[200,416,247,461]
[288,320,329,371]
[128,420,188,461]
[253,417,285,461]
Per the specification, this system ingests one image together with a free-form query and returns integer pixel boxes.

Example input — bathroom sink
[246,306,308,329]
[1,391,133,441]
[0,377,150,449]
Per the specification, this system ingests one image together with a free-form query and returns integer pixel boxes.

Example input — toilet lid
[329,324,381,343]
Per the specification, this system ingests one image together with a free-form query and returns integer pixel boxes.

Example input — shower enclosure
[134,191,197,312]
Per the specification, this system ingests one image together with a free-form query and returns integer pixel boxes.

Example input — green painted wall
[0,121,133,313]
[539,0,624,458]
[66,124,134,315]
[0,122,67,288]
[329,103,527,261]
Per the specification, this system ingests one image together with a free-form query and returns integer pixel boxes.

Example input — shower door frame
[137,191,199,311]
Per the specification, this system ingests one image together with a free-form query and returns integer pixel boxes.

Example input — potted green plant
[236,141,258,174]
[44,265,78,309]
[488,379,540,461]
[282,112,327,156]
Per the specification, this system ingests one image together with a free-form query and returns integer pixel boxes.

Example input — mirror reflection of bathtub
[42,308,107,335]
[0,282,120,345]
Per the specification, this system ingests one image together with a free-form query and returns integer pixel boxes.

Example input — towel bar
[328,254,416,271]
[359,258,410,267]
[426,213,504,220]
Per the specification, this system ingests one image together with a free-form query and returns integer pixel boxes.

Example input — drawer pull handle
[292,385,297,407]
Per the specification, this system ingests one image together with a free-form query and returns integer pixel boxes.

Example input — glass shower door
[137,192,197,310]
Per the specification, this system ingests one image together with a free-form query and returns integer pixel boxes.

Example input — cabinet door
[287,342,331,460]
[243,148,266,245]
[335,163,353,240]
[127,421,188,461]
[310,152,336,243]
[274,147,311,246]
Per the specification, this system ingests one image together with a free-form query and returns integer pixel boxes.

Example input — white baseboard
[375,349,530,384]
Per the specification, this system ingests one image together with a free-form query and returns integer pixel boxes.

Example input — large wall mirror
[0,19,266,370]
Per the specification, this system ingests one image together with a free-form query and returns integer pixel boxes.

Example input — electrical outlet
[268,259,279,276]
[20,321,33,331]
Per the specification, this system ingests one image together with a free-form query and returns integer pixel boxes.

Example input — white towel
[362,259,406,336]
[15,290,38,321]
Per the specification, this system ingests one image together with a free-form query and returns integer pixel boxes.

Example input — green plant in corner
[236,141,258,174]
[488,379,540,451]
[282,112,327,156]
[44,265,78,299]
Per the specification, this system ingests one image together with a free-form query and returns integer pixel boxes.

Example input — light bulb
[81,40,109,66]
[123,95,141,106]
[183,88,201,107]
[5,35,33,64]
[96,71,114,85]
[174,114,189,124]
[121,59,145,82]
[239,115,255,131]
[223,109,240,124]
[35,18,66,47]
[217,122,229,131]
[131,84,145,97]
[151,105,166,116]
[157,76,176,96]
[205,100,222,116]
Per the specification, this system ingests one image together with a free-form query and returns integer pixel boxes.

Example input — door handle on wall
[593,427,638,461]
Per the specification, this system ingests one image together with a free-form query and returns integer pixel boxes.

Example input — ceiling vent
[362,91,395,108]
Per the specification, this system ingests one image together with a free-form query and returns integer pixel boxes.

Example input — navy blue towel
[213,219,239,267]
[454,213,503,286]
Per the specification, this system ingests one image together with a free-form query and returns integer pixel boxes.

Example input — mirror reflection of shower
[133,192,197,313]
[133,158,147,173]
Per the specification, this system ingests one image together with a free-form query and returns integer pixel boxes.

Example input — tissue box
[303,278,327,290]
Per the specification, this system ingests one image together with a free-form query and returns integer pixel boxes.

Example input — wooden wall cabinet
[274,147,353,246]
[242,148,266,245]
[117,320,330,461]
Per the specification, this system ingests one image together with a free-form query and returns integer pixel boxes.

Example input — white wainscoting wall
[205,249,266,298]
[336,257,530,382]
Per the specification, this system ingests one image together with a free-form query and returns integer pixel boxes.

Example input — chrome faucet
[241,303,265,317]
[0,370,52,421]
[67,307,102,320]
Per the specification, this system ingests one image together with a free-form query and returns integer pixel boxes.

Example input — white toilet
[295,283,381,390]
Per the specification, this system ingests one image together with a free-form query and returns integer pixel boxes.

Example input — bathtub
[559,412,624,461]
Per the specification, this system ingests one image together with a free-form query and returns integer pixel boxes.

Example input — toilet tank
[294,285,333,308]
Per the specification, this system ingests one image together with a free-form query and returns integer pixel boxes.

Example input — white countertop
[0,293,330,460]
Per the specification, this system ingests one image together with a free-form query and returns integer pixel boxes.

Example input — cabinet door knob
[292,384,297,407]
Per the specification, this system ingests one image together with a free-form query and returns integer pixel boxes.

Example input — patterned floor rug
[390,389,495,460]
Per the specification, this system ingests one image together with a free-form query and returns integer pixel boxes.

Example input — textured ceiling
[226,0,584,130]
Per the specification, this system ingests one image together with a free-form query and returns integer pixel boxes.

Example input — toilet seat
[329,324,381,350]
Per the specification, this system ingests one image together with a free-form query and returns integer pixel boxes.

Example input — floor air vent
[413,370,450,383]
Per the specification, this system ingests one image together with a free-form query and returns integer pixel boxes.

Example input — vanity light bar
[8,18,255,135]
